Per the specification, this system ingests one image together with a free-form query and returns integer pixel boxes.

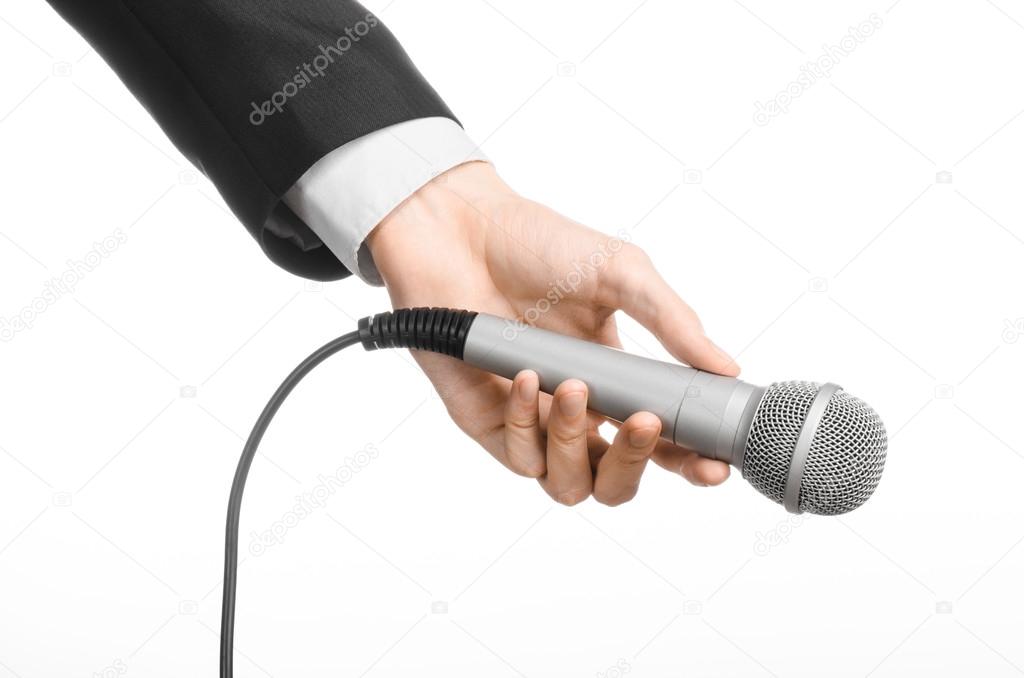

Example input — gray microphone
[221,306,888,674]
[460,314,888,515]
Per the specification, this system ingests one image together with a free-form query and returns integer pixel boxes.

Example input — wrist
[367,161,512,295]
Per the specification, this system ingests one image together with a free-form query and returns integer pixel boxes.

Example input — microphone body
[462,314,764,468]
[359,308,888,515]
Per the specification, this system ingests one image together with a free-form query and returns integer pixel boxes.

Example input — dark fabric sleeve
[45,0,458,280]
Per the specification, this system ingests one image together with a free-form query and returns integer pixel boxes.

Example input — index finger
[602,245,740,377]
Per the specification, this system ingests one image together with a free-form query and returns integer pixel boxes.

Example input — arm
[45,0,454,279]
[49,0,739,505]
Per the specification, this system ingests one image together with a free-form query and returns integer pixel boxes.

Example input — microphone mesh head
[742,381,888,515]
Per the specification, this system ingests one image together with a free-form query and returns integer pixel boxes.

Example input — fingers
[539,379,594,506]
[651,441,731,487]
[605,246,740,377]
[593,412,661,506]
[503,371,546,477]
[504,373,723,506]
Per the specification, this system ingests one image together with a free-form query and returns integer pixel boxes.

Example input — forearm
[284,122,490,284]
[46,0,456,279]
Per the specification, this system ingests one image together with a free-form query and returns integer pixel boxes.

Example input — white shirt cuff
[282,117,488,285]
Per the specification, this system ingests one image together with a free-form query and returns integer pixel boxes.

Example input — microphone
[358,309,889,515]
[221,306,888,674]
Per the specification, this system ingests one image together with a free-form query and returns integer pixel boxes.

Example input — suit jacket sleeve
[45,0,458,280]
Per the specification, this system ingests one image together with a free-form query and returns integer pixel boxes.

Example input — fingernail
[559,391,586,417]
[629,427,657,448]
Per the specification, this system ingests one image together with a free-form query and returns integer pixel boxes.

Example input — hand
[366,162,740,506]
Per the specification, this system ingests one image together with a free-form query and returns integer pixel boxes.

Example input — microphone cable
[219,304,887,674]
[220,308,477,678]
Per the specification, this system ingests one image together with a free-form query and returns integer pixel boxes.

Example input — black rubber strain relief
[358,308,478,359]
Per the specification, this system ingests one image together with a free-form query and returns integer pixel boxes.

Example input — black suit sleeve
[45,0,457,280]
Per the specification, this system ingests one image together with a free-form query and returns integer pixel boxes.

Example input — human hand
[366,162,740,506]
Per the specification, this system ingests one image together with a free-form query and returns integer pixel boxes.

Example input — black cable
[219,308,476,677]
[220,331,362,678]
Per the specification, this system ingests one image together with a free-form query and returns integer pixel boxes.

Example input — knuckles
[547,427,589,448]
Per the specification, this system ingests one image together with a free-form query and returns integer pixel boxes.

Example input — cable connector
[358,307,478,359]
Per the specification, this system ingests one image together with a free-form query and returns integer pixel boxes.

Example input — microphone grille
[742,381,888,515]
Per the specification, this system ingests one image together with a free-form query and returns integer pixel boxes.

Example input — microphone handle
[462,314,765,466]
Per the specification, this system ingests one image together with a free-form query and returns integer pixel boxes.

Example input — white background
[2,0,1023,676]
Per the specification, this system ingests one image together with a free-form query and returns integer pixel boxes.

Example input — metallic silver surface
[784,382,841,513]
[743,381,888,515]
[800,388,888,515]
[463,315,888,515]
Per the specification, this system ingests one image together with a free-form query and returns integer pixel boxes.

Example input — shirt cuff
[282,117,488,285]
